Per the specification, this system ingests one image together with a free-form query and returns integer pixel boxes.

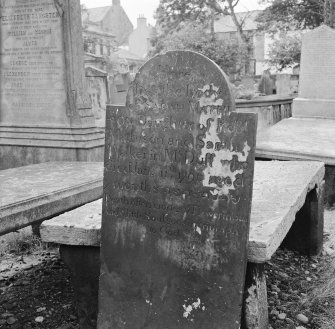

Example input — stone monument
[98,51,257,328]
[293,25,335,118]
[257,70,273,95]
[276,74,292,95]
[0,0,104,169]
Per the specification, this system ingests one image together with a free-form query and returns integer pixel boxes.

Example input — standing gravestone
[293,25,335,118]
[257,70,273,95]
[276,74,292,95]
[98,51,257,329]
[0,0,104,169]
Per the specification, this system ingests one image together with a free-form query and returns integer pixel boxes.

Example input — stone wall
[236,95,294,133]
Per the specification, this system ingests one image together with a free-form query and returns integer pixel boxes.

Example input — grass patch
[0,228,58,256]
[302,256,335,329]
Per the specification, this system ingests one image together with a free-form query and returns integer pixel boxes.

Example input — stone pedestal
[0,0,104,169]
[0,126,104,169]
[293,25,335,118]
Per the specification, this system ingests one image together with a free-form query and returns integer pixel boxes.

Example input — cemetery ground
[0,210,334,329]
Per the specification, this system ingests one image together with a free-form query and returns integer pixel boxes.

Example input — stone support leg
[241,262,268,329]
[60,245,100,329]
[282,181,325,256]
[325,166,335,206]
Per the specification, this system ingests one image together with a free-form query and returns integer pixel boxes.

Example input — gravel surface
[0,249,79,329]
[0,209,334,329]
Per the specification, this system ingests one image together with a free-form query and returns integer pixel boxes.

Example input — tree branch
[232,0,240,9]
[226,0,248,43]
[205,0,225,14]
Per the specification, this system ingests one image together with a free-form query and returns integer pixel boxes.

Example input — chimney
[112,0,120,5]
[137,14,147,28]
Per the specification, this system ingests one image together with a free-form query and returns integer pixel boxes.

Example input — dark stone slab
[98,51,257,329]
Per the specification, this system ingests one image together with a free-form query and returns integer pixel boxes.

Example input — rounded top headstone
[126,50,235,112]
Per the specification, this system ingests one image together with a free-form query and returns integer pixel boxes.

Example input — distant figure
[258,69,274,95]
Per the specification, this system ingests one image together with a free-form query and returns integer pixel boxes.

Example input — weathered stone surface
[276,74,292,95]
[236,95,293,133]
[249,161,324,261]
[0,0,93,127]
[242,263,268,329]
[0,0,104,167]
[293,25,335,118]
[256,117,335,165]
[0,142,105,170]
[256,26,335,207]
[0,0,67,126]
[41,161,325,262]
[98,51,257,329]
[0,162,103,235]
[40,160,324,328]
[41,200,102,246]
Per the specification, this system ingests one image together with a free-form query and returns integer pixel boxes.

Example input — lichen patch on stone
[182,298,204,319]
[198,84,250,199]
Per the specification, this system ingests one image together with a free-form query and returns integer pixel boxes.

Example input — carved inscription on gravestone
[0,0,67,126]
[98,51,257,329]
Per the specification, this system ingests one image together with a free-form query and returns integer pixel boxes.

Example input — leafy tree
[257,0,335,33]
[324,0,335,27]
[153,0,255,74]
[266,31,302,71]
[257,0,335,70]
[155,0,250,43]
[151,21,249,75]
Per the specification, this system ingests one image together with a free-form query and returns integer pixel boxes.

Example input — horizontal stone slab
[0,162,104,235]
[256,117,335,166]
[40,161,324,263]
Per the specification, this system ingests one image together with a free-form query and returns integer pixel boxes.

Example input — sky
[80,0,266,27]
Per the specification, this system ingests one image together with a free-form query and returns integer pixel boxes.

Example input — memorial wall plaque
[98,51,257,329]
[0,0,68,126]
